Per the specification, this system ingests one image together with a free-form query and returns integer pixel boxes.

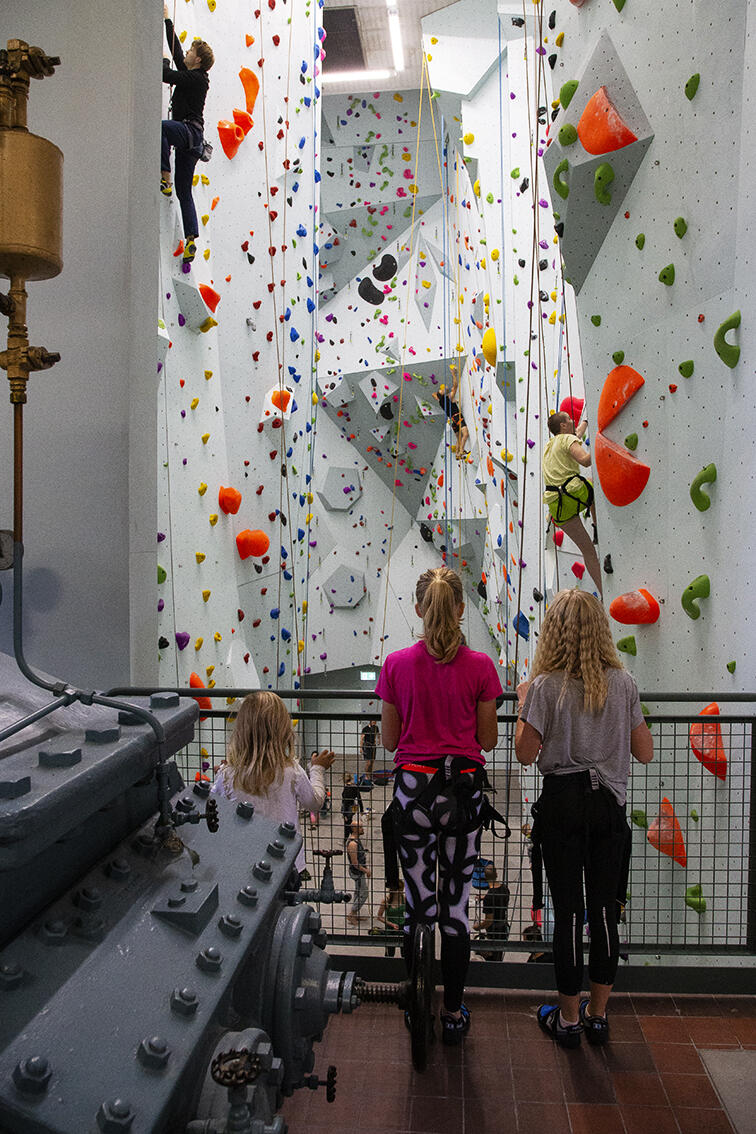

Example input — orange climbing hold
[218,485,242,515]
[189,671,213,719]
[199,284,221,313]
[689,702,727,782]
[233,108,254,136]
[577,87,638,156]
[236,528,270,559]
[594,432,650,506]
[647,797,687,867]
[245,34,255,46]
[218,119,245,160]
[609,588,660,624]
[271,388,291,412]
[597,365,645,432]
[239,67,260,115]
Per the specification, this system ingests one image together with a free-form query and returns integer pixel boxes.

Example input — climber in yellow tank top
[542,412,602,599]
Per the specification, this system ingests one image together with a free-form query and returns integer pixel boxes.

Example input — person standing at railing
[341,772,364,838]
[346,821,370,926]
[515,589,653,1049]
[210,691,336,876]
[376,566,502,1046]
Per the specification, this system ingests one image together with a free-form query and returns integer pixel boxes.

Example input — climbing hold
[658,264,675,286]
[685,73,700,101]
[232,108,254,136]
[513,611,530,639]
[157,565,167,584]
[594,162,614,205]
[271,388,291,412]
[358,277,385,305]
[463,132,475,145]
[239,67,260,115]
[591,314,601,326]
[217,120,245,160]
[616,635,637,656]
[681,574,710,620]
[209,514,218,526]
[612,351,625,365]
[690,702,727,782]
[553,158,570,200]
[200,316,217,334]
[726,660,736,674]
[189,672,213,717]
[610,589,660,625]
[635,233,645,250]
[175,632,190,651]
[612,0,626,10]
[559,80,579,110]
[552,527,564,547]
[678,360,694,378]
[372,253,397,282]
[195,552,205,564]
[218,485,243,515]
[603,554,613,574]
[690,809,698,822]
[558,123,578,146]
[624,433,638,451]
[684,885,706,915]
[199,284,221,313]
[713,310,741,368]
[578,87,638,155]
[202,589,211,603]
[630,809,648,829]
[236,529,270,559]
[198,483,208,496]
[481,328,497,366]
[689,463,717,511]
[158,636,169,651]
[597,364,645,431]
[673,216,688,239]
[595,433,651,506]
[559,396,584,428]
[647,797,687,867]
[571,562,585,580]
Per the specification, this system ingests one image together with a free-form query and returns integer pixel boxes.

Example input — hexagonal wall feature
[323,563,367,609]
[317,466,363,511]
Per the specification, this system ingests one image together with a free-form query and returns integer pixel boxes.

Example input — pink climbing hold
[218,485,242,515]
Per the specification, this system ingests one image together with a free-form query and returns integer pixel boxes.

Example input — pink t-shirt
[375,641,503,765]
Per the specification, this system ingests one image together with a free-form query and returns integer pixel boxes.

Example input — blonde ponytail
[416,567,464,663]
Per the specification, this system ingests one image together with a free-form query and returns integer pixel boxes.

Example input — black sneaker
[579,998,609,1045]
[440,1004,470,1046]
[537,1004,582,1049]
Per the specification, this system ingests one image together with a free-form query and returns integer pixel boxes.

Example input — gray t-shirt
[521,668,645,806]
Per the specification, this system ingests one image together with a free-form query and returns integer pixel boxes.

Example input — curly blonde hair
[225,691,295,796]
[415,567,464,664]
[530,589,622,712]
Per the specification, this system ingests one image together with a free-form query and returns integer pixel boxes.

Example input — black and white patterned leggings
[393,759,484,1012]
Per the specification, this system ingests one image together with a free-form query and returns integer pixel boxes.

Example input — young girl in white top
[211,691,335,873]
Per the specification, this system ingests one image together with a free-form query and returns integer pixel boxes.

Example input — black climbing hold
[519,178,529,193]
[551,109,559,122]
[358,277,385,305]
[554,222,564,238]
[511,16,525,27]
[603,554,613,574]
[548,9,556,29]
[477,580,487,600]
[538,259,548,271]
[379,403,394,421]
[539,290,549,303]
[533,588,543,603]
[419,523,433,543]
[548,54,557,70]
[372,253,398,282]
[254,563,263,574]
[518,259,526,268]
[158,636,170,650]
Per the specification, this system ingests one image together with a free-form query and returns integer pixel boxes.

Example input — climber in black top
[432,364,470,459]
[161,4,214,262]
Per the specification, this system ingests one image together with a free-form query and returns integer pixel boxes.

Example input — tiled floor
[281,991,756,1133]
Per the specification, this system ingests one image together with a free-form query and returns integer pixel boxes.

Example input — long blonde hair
[530,589,622,712]
[225,691,295,795]
[416,567,464,664]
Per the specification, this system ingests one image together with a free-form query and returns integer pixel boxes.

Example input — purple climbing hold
[178,313,186,327]
[175,631,190,651]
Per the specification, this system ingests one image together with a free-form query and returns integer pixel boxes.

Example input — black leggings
[535,771,630,997]
[393,759,484,1012]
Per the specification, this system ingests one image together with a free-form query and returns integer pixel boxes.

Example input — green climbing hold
[158,565,167,584]
[681,574,710,620]
[690,809,699,823]
[635,233,645,250]
[689,462,717,511]
[640,703,650,716]
[726,660,736,674]
[625,432,638,451]
[630,809,648,829]
[616,635,637,656]
[510,167,520,179]
[678,360,694,378]
[684,884,706,915]
[612,0,627,10]
[558,123,578,146]
[713,309,741,369]
[591,315,601,327]
[674,216,688,238]
[612,350,625,365]
[659,264,675,286]
[594,162,614,205]
[553,158,570,200]
[560,80,579,110]
[685,73,700,100]
[486,192,494,204]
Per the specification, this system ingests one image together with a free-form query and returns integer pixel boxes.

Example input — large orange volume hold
[594,432,650,506]
[217,120,245,160]
[577,86,638,155]
[689,702,727,782]
[189,671,213,718]
[647,797,687,867]
[609,588,660,624]
[597,365,645,431]
[239,67,260,115]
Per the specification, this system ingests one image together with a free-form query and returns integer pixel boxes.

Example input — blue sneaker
[441,1004,470,1045]
[537,1004,582,1049]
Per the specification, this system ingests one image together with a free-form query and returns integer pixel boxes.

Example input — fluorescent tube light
[386,2,404,73]
[321,68,392,85]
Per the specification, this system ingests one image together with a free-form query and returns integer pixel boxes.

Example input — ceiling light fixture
[386,1,404,73]
[321,68,392,85]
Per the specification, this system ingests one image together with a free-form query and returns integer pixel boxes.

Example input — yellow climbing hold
[481,328,497,366]
[298,639,305,653]
[491,249,499,261]
[214,632,222,642]
[204,370,213,380]
[206,665,215,676]
[190,397,199,410]
[502,448,513,463]
[198,482,208,495]
[312,392,319,405]
[203,249,210,261]
[202,589,211,602]
[200,317,217,333]
[394,93,403,102]
[208,679,216,688]
[401,152,412,162]
[207,0,216,9]
[196,552,206,563]
[201,174,210,186]
[209,513,218,526]
[302,599,308,613]
[305,512,313,523]
[179,31,187,42]
[195,637,203,650]
[201,433,210,444]
[421,280,431,289]
[480,257,486,268]
[555,32,564,46]
[430,36,438,44]
[463,132,475,145]
[548,311,556,324]
[192,174,199,187]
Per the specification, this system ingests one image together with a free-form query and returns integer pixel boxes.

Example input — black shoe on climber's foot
[183,238,197,263]
[579,998,609,1045]
[160,178,173,197]
[592,523,599,545]
[537,1004,582,1049]
[441,1004,470,1045]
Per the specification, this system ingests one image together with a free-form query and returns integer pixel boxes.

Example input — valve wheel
[210,1048,262,1087]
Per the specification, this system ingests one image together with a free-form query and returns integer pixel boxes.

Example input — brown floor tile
[462,1037,512,1070]
[621,1104,681,1134]
[515,1101,571,1134]
[357,1090,414,1130]
[409,1093,463,1132]
[464,1061,514,1098]
[731,1016,756,1045]
[608,1014,645,1042]
[603,1042,656,1073]
[465,1097,516,1134]
[510,1037,560,1068]
[604,994,637,1016]
[632,994,679,1016]
[673,995,724,1017]
[611,1070,668,1107]
[504,990,545,1013]
[639,1016,693,1044]
[674,1109,735,1134]
[716,996,756,1018]
[650,1042,705,1075]
[661,1072,722,1110]
[408,1058,464,1098]
[507,1011,540,1039]
[560,1052,617,1104]
[567,1103,625,1134]
[512,1065,565,1102]
[686,1017,740,1046]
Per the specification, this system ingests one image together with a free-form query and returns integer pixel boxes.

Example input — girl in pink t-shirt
[376,567,502,1046]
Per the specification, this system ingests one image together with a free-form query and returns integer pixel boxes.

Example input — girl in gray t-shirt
[515,590,653,1050]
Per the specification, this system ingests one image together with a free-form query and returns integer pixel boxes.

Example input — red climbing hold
[594,432,650,506]
[647,797,687,867]
[609,588,660,624]
[236,529,270,559]
[577,87,638,156]
[233,108,254,136]
[218,120,245,160]
[271,388,291,412]
[218,485,242,515]
[689,702,727,782]
[239,67,260,115]
[199,284,221,313]
[189,672,212,719]
[597,365,645,431]
[552,527,564,547]
[571,562,585,580]
[559,395,585,430]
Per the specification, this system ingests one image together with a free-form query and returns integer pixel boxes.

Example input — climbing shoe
[592,523,599,545]
[537,1004,582,1049]
[160,178,173,197]
[441,1004,470,1046]
[183,238,197,263]
[579,998,609,1045]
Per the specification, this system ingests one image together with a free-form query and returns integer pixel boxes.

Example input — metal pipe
[0,694,73,745]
